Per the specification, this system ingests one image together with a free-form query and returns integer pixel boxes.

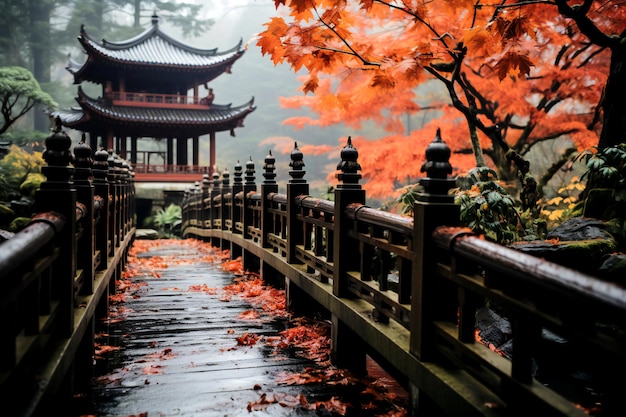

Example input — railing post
[192,180,201,229]
[34,117,77,337]
[201,173,210,229]
[410,129,459,356]
[331,137,367,376]
[107,151,118,255]
[210,170,220,235]
[286,143,308,264]
[333,137,365,297]
[243,157,257,239]
[242,157,257,269]
[231,160,243,235]
[92,148,110,270]
[261,150,278,248]
[220,168,230,252]
[73,136,95,294]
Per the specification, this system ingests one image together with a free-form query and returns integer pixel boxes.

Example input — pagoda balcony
[112,91,210,109]
[132,163,210,182]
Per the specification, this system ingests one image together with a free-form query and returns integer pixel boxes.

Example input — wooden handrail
[0,212,65,277]
[0,123,136,417]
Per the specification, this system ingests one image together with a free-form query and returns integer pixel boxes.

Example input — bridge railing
[0,120,135,417]
[181,136,626,417]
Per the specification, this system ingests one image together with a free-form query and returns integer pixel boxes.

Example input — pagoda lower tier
[52,87,256,176]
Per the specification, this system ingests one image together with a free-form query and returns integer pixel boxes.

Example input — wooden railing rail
[0,120,135,417]
[181,135,625,417]
[429,225,626,414]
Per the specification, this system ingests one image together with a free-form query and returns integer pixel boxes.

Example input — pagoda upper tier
[54,86,255,138]
[68,14,245,92]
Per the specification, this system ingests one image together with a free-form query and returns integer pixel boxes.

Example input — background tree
[258,0,625,202]
[0,0,213,132]
[0,66,57,136]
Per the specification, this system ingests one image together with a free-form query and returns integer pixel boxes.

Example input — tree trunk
[134,0,142,28]
[598,40,626,149]
[84,0,105,33]
[29,0,52,131]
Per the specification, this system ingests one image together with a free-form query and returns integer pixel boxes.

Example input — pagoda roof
[51,87,256,138]
[69,14,244,84]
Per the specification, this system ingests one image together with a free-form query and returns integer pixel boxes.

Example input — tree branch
[554,0,616,48]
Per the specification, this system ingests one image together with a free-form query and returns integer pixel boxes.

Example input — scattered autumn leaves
[93,238,407,416]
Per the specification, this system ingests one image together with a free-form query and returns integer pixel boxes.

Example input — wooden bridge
[1,122,625,416]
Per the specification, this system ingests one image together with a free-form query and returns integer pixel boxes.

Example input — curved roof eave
[49,106,90,127]
[78,23,244,65]
[68,87,255,133]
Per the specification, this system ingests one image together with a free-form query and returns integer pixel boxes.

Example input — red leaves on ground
[236,332,260,346]
[267,318,331,364]
[247,392,309,412]
[187,284,218,294]
[222,257,245,275]
[100,238,408,416]
[145,348,176,361]
[238,309,260,320]
[142,364,163,375]
[222,273,288,317]
[94,344,121,357]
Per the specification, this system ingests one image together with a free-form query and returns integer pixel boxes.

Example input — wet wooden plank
[72,241,408,417]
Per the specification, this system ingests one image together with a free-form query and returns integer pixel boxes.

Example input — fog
[175,1,359,195]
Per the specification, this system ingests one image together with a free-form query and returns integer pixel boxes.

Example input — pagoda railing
[111,91,210,109]
[181,139,626,417]
[133,163,210,175]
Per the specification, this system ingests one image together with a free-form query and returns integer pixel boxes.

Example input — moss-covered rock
[0,204,15,226]
[19,173,45,198]
[512,217,619,276]
[8,216,31,233]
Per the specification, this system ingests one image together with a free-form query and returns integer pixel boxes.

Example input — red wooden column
[192,136,199,167]
[209,131,216,173]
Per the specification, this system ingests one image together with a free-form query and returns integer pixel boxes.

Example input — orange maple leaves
[257,0,620,199]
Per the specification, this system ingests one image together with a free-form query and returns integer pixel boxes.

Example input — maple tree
[257,0,626,201]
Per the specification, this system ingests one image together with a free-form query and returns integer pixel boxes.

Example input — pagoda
[53,13,256,182]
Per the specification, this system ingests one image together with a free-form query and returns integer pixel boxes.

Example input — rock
[598,253,626,284]
[512,217,618,275]
[135,228,159,240]
[546,217,613,241]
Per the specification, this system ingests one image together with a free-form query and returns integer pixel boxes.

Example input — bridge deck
[72,239,408,417]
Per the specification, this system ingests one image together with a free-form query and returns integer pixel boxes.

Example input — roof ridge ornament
[151,11,159,26]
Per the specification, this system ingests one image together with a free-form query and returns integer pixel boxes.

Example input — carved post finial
[263,150,277,185]
[221,167,230,188]
[289,142,306,184]
[73,135,93,182]
[233,160,243,185]
[336,136,361,189]
[212,166,220,188]
[418,128,456,200]
[245,156,255,186]
[421,128,452,179]
[40,117,74,190]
